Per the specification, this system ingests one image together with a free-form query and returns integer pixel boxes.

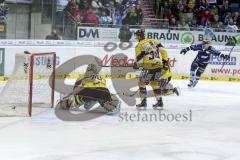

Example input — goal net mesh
[0,52,56,117]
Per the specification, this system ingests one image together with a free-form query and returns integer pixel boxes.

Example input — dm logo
[181,32,195,44]
[235,34,240,45]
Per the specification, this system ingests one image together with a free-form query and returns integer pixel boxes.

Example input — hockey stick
[220,45,235,71]
[122,90,139,97]
[112,90,138,97]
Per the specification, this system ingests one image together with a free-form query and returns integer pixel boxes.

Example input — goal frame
[28,52,56,117]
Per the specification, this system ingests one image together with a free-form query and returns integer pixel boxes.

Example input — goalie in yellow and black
[59,64,120,114]
[133,29,179,110]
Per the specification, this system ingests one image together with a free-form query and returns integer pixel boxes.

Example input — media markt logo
[181,32,194,44]
[235,35,240,45]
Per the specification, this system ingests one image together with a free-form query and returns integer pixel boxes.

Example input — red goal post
[28,52,56,116]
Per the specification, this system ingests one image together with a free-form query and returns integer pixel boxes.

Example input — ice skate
[189,80,198,88]
[136,98,147,110]
[173,87,180,96]
[153,99,163,110]
[188,80,193,88]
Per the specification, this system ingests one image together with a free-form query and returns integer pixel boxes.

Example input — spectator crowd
[0,0,9,24]
[61,0,143,26]
[157,0,239,32]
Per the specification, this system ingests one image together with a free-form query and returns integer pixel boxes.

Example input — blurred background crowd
[60,0,143,26]
[0,0,9,24]
[155,0,239,32]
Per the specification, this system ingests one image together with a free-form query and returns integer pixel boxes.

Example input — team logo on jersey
[181,32,195,44]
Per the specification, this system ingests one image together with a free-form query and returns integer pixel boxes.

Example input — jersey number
[149,51,160,60]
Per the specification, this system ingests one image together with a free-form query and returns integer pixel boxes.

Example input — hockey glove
[180,47,190,55]
[133,62,139,69]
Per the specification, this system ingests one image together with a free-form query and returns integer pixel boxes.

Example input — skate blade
[187,85,194,88]
[174,87,181,96]
[153,107,163,110]
[106,110,120,115]
[136,107,147,111]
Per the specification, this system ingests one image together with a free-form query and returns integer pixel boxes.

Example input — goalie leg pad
[76,88,112,102]
[59,93,86,110]
[83,100,97,110]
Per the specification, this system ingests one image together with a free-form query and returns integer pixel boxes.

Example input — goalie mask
[86,64,98,76]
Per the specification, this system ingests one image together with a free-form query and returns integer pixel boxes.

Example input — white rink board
[2,42,240,79]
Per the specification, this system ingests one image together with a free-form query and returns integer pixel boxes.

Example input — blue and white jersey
[189,44,222,64]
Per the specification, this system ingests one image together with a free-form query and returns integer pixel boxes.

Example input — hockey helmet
[135,29,145,39]
[202,39,211,44]
[86,64,98,75]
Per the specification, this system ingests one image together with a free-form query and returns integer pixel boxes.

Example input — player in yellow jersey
[59,64,120,114]
[159,54,180,97]
[133,29,179,109]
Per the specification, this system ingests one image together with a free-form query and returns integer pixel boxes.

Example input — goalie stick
[122,90,139,97]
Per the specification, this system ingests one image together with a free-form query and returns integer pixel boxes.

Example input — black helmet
[135,29,145,38]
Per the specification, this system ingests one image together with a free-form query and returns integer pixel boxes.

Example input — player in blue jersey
[180,40,230,87]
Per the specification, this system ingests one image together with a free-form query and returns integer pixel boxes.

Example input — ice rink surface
[0,80,240,160]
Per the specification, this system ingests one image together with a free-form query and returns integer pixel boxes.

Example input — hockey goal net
[0,52,56,117]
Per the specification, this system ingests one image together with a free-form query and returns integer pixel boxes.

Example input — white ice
[0,80,240,160]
